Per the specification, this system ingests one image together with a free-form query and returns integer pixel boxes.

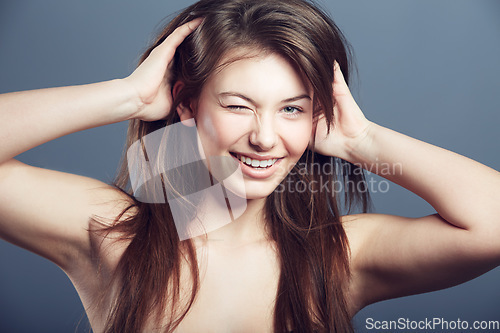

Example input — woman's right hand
[122,18,203,122]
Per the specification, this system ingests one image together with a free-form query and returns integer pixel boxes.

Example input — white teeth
[236,154,278,168]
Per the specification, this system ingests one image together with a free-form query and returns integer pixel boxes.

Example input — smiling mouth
[230,153,280,169]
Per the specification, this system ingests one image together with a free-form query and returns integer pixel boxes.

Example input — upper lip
[231,152,284,160]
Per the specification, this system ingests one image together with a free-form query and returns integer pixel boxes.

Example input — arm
[314,63,500,309]
[0,80,136,166]
[0,19,202,273]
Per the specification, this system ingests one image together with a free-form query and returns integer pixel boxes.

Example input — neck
[192,197,269,248]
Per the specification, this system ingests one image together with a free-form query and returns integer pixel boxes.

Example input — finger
[333,61,343,82]
[332,62,367,127]
[161,18,203,53]
[332,61,351,97]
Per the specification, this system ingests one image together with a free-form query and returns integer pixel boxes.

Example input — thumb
[333,62,353,100]
[332,61,362,115]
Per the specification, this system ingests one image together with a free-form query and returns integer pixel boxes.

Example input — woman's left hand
[312,62,373,161]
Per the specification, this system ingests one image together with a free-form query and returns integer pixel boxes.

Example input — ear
[172,81,195,126]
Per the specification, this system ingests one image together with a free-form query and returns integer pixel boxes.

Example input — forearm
[345,122,500,231]
[0,79,137,165]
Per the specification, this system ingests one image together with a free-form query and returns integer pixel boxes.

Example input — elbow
[468,226,500,264]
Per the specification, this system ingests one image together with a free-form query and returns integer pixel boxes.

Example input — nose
[249,113,278,151]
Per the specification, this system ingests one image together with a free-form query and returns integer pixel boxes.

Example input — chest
[173,242,281,332]
[77,238,359,332]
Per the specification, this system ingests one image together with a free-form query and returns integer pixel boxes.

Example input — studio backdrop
[0,0,499,332]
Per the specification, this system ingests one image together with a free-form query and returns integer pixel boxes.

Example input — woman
[1,0,499,332]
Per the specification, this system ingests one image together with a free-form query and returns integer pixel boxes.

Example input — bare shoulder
[340,212,500,314]
[339,213,433,313]
[339,213,378,314]
[86,185,137,275]
[340,213,374,257]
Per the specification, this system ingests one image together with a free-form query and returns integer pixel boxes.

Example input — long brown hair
[97,0,370,331]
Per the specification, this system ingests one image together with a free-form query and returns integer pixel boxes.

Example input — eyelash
[281,106,303,118]
[227,105,250,112]
[226,105,303,118]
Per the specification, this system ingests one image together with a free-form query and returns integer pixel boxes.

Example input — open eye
[281,106,303,118]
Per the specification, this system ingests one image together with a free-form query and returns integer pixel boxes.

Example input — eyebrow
[218,92,311,104]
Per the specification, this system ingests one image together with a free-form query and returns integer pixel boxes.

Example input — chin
[244,192,272,200]
[241,181,280,200]
[219,177,274,200]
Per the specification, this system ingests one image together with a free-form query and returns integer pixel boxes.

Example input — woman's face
[188,50,313,200]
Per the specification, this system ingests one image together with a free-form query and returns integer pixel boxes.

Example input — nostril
[249,124,278,150]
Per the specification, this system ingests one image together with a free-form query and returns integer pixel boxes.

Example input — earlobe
[176,102,193,121]
[177,104,195,127]
[172,81,195,126]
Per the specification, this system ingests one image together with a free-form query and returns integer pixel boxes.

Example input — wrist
[113,78,144,121]
[342,121,378,165]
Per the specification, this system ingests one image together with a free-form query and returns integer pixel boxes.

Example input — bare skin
[1,17,500,332]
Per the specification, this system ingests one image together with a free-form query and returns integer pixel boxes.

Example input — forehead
[203,48,312,97]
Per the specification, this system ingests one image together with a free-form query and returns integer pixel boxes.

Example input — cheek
[215,116,248,144]
[280,119,313,157]
[196,110,248,151]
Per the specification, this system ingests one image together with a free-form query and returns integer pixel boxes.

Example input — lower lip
[232,155,283,179]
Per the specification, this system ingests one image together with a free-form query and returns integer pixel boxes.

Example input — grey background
[0,0,499,332]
